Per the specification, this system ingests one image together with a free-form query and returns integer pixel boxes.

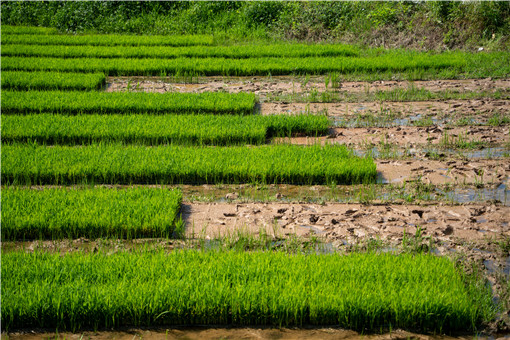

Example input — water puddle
[439,184,509,206]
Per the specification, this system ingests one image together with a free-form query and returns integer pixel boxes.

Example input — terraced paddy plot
[1,114,330,145]
[2,44,359,58]
[1,33,214,46]
[1,187,183,240]
[1,144,376,185]
[1,71,106,91]
[1,91,256,115]
[2,54,466,76]
[1,250,493,332]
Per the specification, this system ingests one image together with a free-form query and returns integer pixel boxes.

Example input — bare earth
[106,77,510,99]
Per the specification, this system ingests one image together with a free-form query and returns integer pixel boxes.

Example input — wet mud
[106,77,510,99]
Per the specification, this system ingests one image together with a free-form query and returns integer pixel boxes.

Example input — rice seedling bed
[1,91,256,115]
[2,43,359,59]
[1,114,330,145]
[1,33,214,46]
[1,250,493,332]
[1,54,466,76]
[1,187,183,240]
[1,144,376,185]
[1,71,106,91]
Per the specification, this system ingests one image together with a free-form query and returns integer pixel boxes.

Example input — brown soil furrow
[106,77,510,98]
[277,126,509,148]
[261,99,510,116]
[182,202,510,243]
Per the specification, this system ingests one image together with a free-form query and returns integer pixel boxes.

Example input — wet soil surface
[261,100,510,120]
[5,328,502,340]
[279,125,509,149]
[106,77,510,99]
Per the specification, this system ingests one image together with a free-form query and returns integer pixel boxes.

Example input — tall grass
[1,91,256,115]
[2,43,359,58]
[2,54,466,76]
[1,144,376,185]
[1,250,494,332]
[1,187,183,240]
[2,33,214,46]
[1,114,329,145]
[1,71,106,91]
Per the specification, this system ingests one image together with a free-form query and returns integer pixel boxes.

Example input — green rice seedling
[1,71,106,91]
[411,117,434,127]
[2,43,359,59]
[1,187,182,240]
[439,132,487,150]
[1,53,466,76]
[488,114,510,126]
[1,144,377,185]
[1,91,256,115]
[1,25,59,35]
[1,250,494,332]
[1,114,329,145]
[2,34,214,46]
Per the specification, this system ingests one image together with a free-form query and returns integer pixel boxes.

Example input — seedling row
[1,91,257,115]
[2,43,359,59]
[1,71,106,91]
[2,54,466,76]
[2,144,377,185]
[2,114,330,146]
[1,250,492,332]
[1,187,183,240]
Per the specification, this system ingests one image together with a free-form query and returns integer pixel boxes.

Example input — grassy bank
[1,250,494,332]
[1,144,376,185]
[1,187,183,240]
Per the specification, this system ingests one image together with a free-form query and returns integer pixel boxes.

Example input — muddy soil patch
[106,77,510,99]
[261,100,510,120]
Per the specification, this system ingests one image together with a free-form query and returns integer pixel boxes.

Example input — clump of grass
[1,250,495,332]
[1,187,183,240]
[439,132,487,150]
[488,114,510,126]
[412,117,434,127]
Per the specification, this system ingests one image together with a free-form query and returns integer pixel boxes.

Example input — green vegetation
[1,187,183,240]
[1,144,376,185]
[1,71,106,91]
[488,114,510,126]
[1,91,256,115]
[1,114,330,145]
[439,132,488,150]
[1,25,59,35]
[1,54,466,76]
[2,2,508,51]
[1,34,214,46]
[2,43,359,58]
[1,250,494,332]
